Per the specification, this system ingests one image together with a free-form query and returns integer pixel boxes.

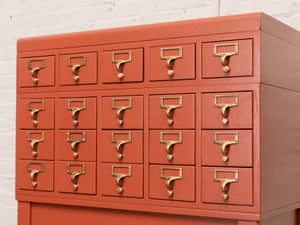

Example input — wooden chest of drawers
[16,13,300,225]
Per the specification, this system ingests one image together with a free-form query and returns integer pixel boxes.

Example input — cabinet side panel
[260,210,296,225]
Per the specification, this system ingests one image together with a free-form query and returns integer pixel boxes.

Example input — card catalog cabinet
[16,13,300,225]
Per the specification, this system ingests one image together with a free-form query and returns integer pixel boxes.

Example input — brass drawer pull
[213,43,238,73]
[160,167,182,197]
[28,59,45,84]
[111,51,132,80]
[111,132,132,160]
[160,132,182,161]
[160,47,182,77]
[67,164,86,190]
[111,165,132,194]
[214,169,238,200]
[67,99,86,126]
[27,131,45,157]
[27,162,44,188]
[213,95,238,125]
[160,96,182,126]
[67,132,86,158]
[68,56,87,81]
[213,132,239,162]
[27,101,45,126]
[111,98,132,126]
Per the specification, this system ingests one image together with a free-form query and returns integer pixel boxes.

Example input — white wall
[1,0,299,224]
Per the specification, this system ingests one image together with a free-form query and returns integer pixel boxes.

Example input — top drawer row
[19,39,253,88]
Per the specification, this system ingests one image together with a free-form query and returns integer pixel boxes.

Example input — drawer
[57,97,97,129]
[202,39,252,78]
[201,92,252,129]
[149,44,195,81]
[18,98,54,129]
[57,162,96,195]
[101,163,143,198]
[202,130,252,167]
[149,94,195,129]
[17,130,54,160]
[202,167,253,205]
[149,165,195,201]
[58,130,96,161]
[100,130,143,163]
[19,56,55,87]
[17,160,53,191]
[100,48,143,83]
[59,52,97,85]
[149,130,195,165]
[102,96,143,129]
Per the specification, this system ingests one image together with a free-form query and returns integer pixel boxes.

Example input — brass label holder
[213,43,238,73]
[111,51,132,80]
[111,98,132,126]
[27,162,44,188]
[67,163,86,190]
[213,95,238,125]
[67,99,86,126]
[160,132,182,161]
[111,165,132,194]
[214,169,239,200]
[213,132,239,162]
[67,132,86,158]
[160,47,182,77]
[160,96,183,126]
[160,167,182,197]
[28,59,45,84]
[27,101,45,126]
[27,131,45,157]
[68,56,86,81]
[111,132,132,160]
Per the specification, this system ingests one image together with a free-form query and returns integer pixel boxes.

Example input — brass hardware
[160,96,182,125]
[27,101,45,126]
[213,43,238,73]
[111,132,132,160]
[27,162,44,188]
[68,56,86,81]
[213,132,239,162]
[213,95,238,125]
[67,132,86,158]
[111,98,132,126]
[160,132,182,161]
[27,132,45,157]
[67,99,86,126]
[160,47,183,77]
[111,165,132,193]
[111,51,132,80]
[214,169,238,200]
[160,167,182,197]
[28,59,45,84]
[67,164,86,190]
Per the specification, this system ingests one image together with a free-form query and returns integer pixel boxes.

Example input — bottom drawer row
[16,161,253,205]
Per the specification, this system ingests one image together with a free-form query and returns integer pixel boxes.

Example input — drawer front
[102,96,143,129]
[100,48,143,83]
[149,165,195,201]
[59,52,97,85]
[100,130,143,163]
[149,94,195,129]
[58,130,96,161]
[149,130,195,165]
[149,44,195,81]
[202,39,253,78]
[17,160,54,191]
[19,98,54,129]
[202,130,252,167]
[57,97,97,129]
[202,167,253,205]
[201,92,252,129]
[17,130,54,160]
[19,56,55,87]
[101,163,143,198]
[57,162,96,195]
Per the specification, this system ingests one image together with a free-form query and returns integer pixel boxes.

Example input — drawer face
[58,130,97,161]
[17,160,54,191]
[57,162,96,195]
[202,130,252,167]
[149,165,195,201]
[149,130,195,165]
[102,96,143,129]
[100,48,143,83]
[19,99,54,129]
[202,39,253,78]
[100,130,143,163]
[17,130,54,160]
[149,44,195,81]
[101,163,143,198]
[149,94,195,129]
[202,167,253,205]
[19,56,55,87]
[57,97,97,129]
[201,92,252,129]
[59,52,97,85]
